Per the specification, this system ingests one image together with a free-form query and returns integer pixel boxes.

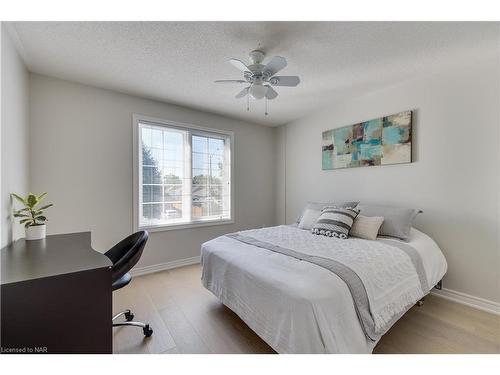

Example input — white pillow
[298,208,322,230]
[350,215,384,240]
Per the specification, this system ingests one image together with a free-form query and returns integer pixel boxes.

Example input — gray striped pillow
[311,206,360,239]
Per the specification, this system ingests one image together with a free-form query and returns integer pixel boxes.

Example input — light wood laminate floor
[113,264,500,354]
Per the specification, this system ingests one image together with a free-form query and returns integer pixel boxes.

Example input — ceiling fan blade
[269,76,300,87]
[265,85,278,100]
[229,58,251,72]
[214,80,247,84]
[235,87,249,99]
[264,56,287,76]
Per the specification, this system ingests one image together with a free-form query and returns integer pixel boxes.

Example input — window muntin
[137,120,232,229]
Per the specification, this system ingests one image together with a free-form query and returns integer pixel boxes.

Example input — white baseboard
[432,288,500,315]
[130,256,201,277]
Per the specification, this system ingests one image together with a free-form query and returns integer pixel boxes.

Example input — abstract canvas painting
[322,110,412,170]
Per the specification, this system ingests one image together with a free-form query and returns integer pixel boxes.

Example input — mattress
[201,226,447,354]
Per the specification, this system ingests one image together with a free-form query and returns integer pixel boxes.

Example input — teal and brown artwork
[322,110,412,170]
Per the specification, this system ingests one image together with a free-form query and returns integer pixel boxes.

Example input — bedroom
[1,0,499,370]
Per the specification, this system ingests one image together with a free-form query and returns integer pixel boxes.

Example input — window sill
[137,219,234,233]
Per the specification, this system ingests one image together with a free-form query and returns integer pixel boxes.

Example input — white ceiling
[10,22,499,126]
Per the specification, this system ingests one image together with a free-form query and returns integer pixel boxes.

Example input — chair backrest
[104,231,148,283]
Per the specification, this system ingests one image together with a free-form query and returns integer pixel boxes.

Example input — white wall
[29,74,276,268]
[0,24,30,247]
[275,54,500,304]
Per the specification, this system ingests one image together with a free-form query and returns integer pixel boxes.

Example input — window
[134,115,233,231]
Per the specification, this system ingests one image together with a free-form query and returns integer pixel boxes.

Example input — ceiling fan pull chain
[265,97,268,116]
[246,94,249,111]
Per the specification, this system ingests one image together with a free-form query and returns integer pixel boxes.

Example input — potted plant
[11,192,53,240]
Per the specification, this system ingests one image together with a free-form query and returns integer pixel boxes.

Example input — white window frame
[133,114,234,232]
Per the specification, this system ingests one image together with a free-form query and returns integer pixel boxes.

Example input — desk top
[1,232,112,285]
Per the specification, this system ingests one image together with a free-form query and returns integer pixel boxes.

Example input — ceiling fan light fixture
[249,84,268,100]
[215,50,300,113]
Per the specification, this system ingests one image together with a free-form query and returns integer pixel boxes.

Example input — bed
[201,224,447,354]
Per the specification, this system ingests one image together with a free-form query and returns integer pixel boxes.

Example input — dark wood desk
[1,232,112,354]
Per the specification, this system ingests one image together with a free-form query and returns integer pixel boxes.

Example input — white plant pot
[26,224,46,240]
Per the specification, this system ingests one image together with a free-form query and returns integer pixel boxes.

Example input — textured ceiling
[10,22,499,126]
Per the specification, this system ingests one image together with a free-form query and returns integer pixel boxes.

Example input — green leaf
[25,222,32,228]
[37,192,48,202]
[27,194,38,208]
[35,215,47,221]
[37,204,53,211]
[14,213,29,218]
[10,193,27,205]
[19,218,32,224]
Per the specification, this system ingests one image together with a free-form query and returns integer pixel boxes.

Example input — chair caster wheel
[143,324,153,337]
[125,311,134,321]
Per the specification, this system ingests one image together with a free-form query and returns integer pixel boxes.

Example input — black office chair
[105,231,153,337]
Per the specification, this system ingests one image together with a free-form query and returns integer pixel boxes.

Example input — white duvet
[201,226,447,354]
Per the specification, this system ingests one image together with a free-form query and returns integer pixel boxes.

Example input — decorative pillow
[350,215,385,240]
[298,208,322,230]
[296,201,359,224]
[357,204,422,241]
[311,207,360,239]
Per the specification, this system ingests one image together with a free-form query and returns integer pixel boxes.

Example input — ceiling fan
[215,50,300,114]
